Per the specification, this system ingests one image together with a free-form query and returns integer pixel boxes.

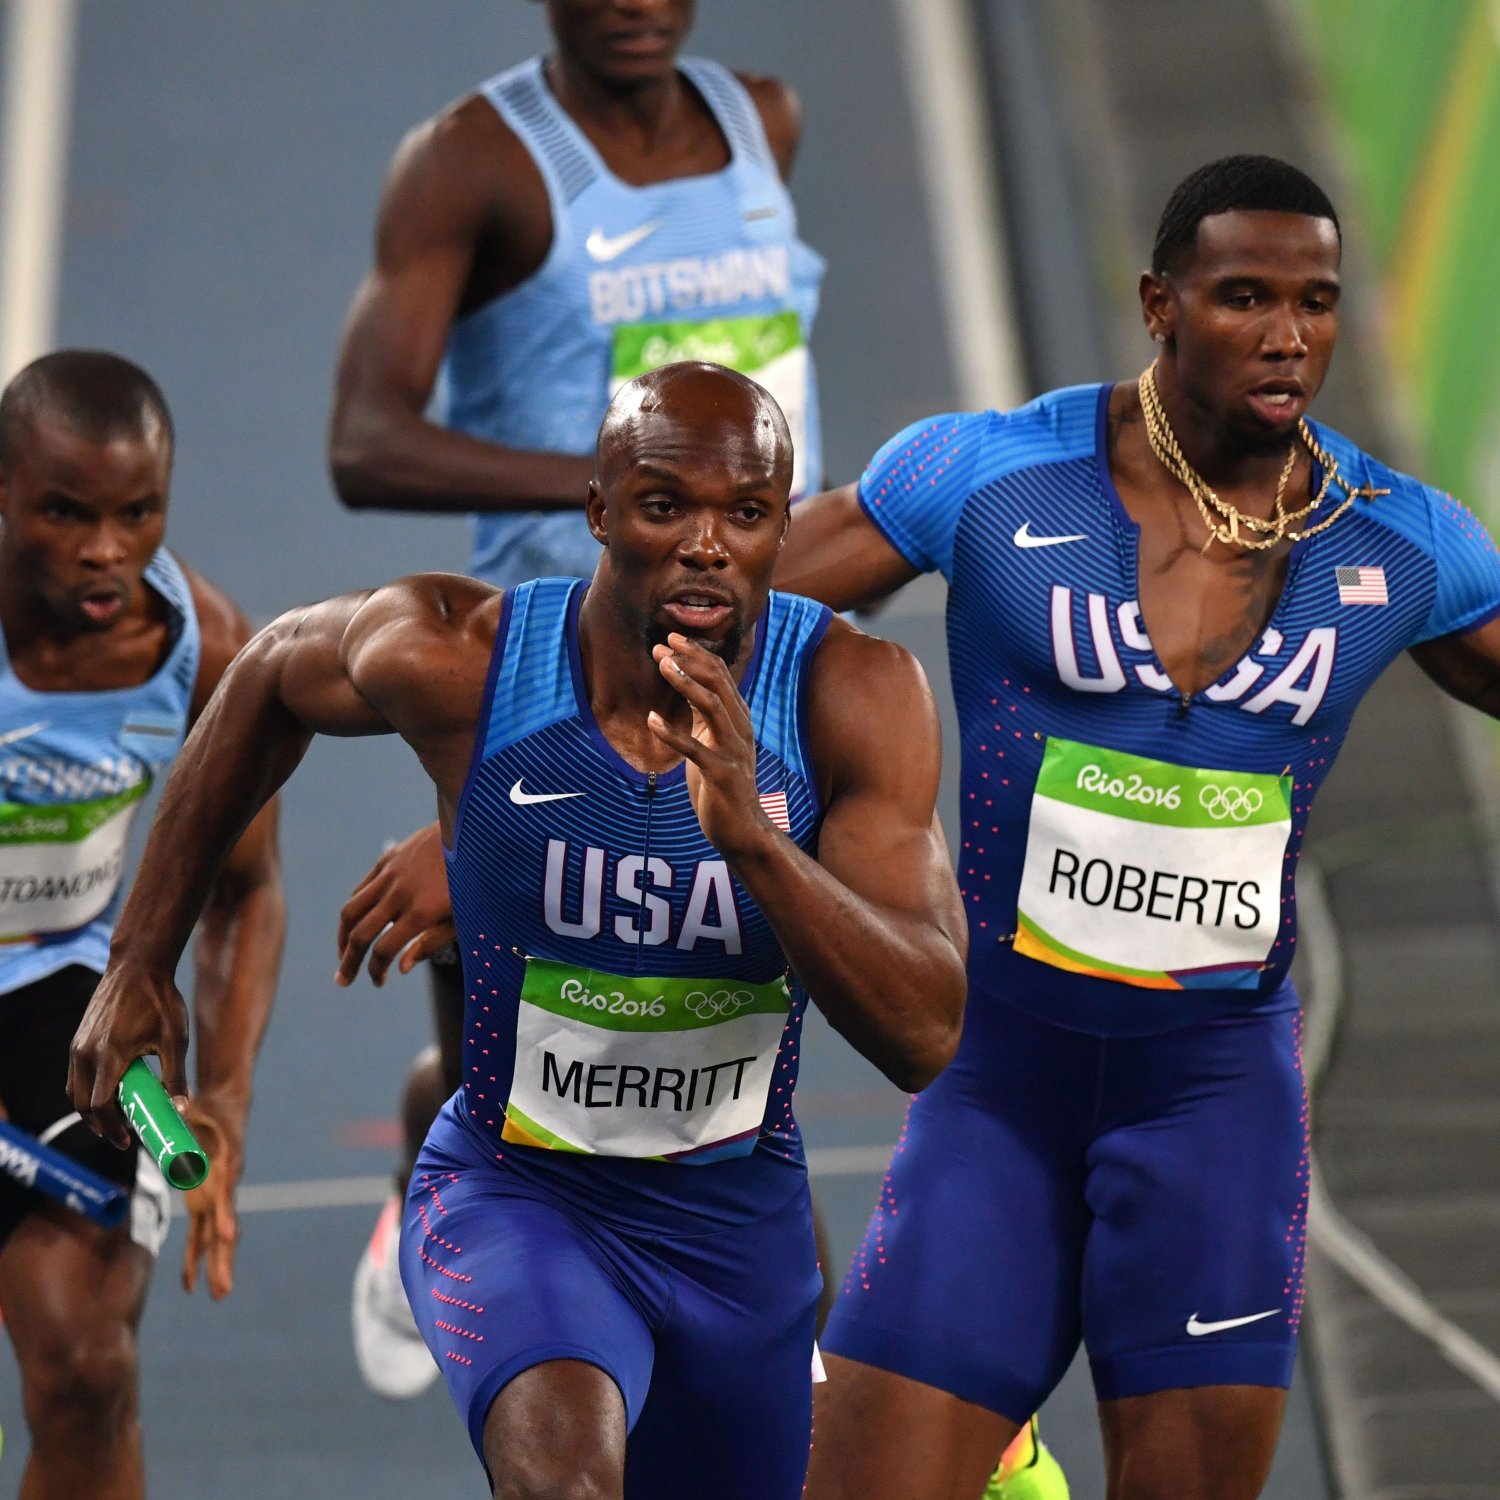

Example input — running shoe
[985,1416,1070,1500]
[352,1194,438,1399]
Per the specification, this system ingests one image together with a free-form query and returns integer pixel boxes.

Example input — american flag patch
[1336,566,1388,606]
[759,790,791,832]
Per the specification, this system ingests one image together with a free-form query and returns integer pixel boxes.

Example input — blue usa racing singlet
[444,578,832,1226]
[856,384,1500,1035]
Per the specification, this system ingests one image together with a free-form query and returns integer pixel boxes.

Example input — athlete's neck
[545,52,686,146]
[577,582,756,770]
[1141,360,1305,514]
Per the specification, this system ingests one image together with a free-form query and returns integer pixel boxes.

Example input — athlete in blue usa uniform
[0,352,284,1500]
[328,7,827,1388]
[781,158,1500,1500]
[73,364,966,1499]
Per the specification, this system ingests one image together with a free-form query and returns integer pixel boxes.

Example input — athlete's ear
[777,500,790,547]
[585,479,608,545]
[1139,269,1176,346]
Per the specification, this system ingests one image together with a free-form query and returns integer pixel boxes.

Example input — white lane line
[231,1143,896,1217]
[1299,856,1500,1403]
[1310,1169,1500,1402]
[891,0,1028,413]
[0,0,78,381]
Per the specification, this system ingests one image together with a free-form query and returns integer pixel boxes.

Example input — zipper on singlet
[635,770,658,971]
[1175,690,1192,721]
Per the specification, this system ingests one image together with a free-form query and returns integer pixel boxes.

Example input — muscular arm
[180,571,287,1165]
[773,484,921,611]
[328,100,595,514]
[652,624,965,1091]
[1410,614,1500,716]
[69,575,497,1142]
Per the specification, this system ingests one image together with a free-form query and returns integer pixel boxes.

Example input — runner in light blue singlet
[0,548,198,992]
[442,55,825,587]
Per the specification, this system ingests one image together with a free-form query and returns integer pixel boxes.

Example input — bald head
[596,362,792,496]
[0,351,173,478]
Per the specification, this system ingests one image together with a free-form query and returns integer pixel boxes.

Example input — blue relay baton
[0,1116,129,1228]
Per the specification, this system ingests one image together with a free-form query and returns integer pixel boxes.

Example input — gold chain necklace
[1137,362,1371,551]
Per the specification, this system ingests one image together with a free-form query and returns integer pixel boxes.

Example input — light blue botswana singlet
[440,57,826,589]
[0,549,200,992]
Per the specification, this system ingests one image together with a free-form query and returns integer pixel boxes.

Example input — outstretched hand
[337,821,455,987]
[180,1101,243,1299]
[646,632,777,857]
[67,962,190,1150]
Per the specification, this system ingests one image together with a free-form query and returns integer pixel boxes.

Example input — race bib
[1014,739,1292,990]
[611,311,811,498]
[503,958,792,1163]
[0,782,148,942]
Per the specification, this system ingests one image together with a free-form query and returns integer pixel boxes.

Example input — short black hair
[1151,155,1340,275]
[0,350,174,475]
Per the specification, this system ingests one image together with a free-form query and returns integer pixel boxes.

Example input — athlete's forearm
[727,829,965,1092]
[330,400,595,514]
[189,831,286,1133]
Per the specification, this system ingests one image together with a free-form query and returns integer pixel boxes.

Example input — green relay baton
[118,1058,209,1191]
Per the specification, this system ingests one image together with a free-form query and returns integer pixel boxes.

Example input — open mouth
[661,591,734,632]
[78,590,125,625]
[1247,382,1305,424]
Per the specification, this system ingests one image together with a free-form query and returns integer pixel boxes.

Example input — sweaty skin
[0,397,283,1500]
[70,364,966,1500]
[327,0,803,516]
[775,208,1500,1500]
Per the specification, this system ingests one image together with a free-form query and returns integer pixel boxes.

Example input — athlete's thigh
[402,1115,661,1466]
[806,1355,1021,1500]
[1083,1004,1307,1407]
[820,1007,1095,1423]
[623,1182,820,1500]
[1099,1385,1288,1500]
[0,1204,152,1395]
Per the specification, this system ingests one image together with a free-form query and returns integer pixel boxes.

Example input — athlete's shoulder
[165,556,248,716]
[806,616,938,752]
[343,573,502,698]
[864,384,1102,495]
[857,387,1102,576]
[732,71,802,177]
[1001,382,1106,465]
[380,81,531,226]
[1312,420,1488,555]
[1312,421,1500,642]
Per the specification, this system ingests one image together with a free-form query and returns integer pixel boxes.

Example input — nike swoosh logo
[1014,522,1088,549]
[509,778,585,806]
[585,220,664,263]
[0,720,49,750]
[1186,1309,1281,1337]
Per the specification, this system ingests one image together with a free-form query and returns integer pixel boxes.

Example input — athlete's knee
[489,1457,620,1500]
[23,1318,140,1450]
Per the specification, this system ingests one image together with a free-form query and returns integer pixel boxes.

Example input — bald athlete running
[328,0,825,1388]
[70,364,965,1498]
[0,351,283,1500]
[777,155,1500,1499]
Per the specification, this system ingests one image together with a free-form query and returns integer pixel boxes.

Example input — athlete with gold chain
[773,155,1500,1499]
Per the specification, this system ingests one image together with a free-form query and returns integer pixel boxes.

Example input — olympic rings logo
[1198,785,1264,823]
[684,988,755,1020]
